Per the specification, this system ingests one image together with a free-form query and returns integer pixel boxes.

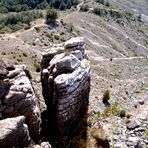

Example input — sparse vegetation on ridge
[102,89,110,102]
[92,4,140,25]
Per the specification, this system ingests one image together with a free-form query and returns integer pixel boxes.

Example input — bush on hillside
[102,89,110,102]
[46,8,58,24]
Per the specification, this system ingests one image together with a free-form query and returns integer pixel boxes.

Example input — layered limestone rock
[0,116,32,148]
[41,37,90,136]
[0,60,41,143]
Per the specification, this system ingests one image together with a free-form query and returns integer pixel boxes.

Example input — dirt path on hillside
[87,50,147,62]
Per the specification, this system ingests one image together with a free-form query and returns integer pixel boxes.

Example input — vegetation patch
[0,0,79,13]
[102,89,110,103]
[101,101,119,117]
[0,10,43,33]
[46,8,58,24]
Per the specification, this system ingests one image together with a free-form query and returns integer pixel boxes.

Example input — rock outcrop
[0,37,90,147]
[0,116,32,148]
[0,60,41,145]
[41,37,90,136]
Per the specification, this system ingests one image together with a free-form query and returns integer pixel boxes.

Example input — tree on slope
[46,8,58,24]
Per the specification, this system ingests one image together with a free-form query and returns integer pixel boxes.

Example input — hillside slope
[111,0,148,22]
[111,0,148,15]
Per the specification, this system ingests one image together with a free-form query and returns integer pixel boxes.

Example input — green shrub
[45,33,52,38]
[93,7,109,16]
[54,34,60,40]
[101,100,119,117]
[16,58,22,62]
[60,36,66,42]
[46,8,58,24]
[23,52,27,57]
[119,110,126,118]
[102,89,110,102]
[60,32,65,35]
[126,114,131,119]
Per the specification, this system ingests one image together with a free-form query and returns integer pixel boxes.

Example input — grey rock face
[0,116,32,148]
[41,46,64,69]
[0,61,41,144]
[41,37,90,136]
[64,37,84,49]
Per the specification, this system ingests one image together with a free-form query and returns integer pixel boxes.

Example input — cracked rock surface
[41,37,91,136]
